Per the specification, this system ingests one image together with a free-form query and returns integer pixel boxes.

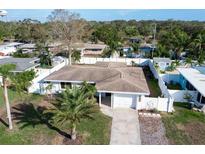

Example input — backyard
[0,88,112,145]
[162,102,205,144]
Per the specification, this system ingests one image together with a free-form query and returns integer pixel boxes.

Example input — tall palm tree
[0,64,16,130]
[48,86,97,140]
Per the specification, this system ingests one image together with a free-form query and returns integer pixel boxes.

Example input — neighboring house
[51,56,66,67]
[129,37,141,44]
[0,57,40,72]
[19,43,36,54]
[139,43,155,57]
[0,57,40,85]
[153,57,172,71]
[81,43,107,56]
[122,46,133,53]
[178,67,205,105]
[47,42,62,53]
[41,61,150,109]
[0,42,23,56]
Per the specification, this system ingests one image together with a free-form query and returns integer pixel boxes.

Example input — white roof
[20,43,36,49]
[177,67,205,97]
[0,42,23,48]
[153,57,172,63]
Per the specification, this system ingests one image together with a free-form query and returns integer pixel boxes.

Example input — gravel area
[139,114,168,145]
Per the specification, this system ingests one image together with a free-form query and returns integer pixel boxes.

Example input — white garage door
[113,93,137,109]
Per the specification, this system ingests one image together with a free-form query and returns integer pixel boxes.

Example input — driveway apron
[110,108,141,145]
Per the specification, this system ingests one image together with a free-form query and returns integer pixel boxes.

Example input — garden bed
[139,112,168,145]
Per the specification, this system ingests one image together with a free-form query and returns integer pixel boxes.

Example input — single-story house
[19,43,36,54]
[81,43,107,56]
[0,57,40,72]
[139,44,155,57]
[129,37,141,44]
[177,67,205,105]
[41,62,150,109]
[0,57,40,85]
[0,42,23,56]
[153,57,172,71]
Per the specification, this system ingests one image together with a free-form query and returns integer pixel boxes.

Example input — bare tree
[48,9,88,65]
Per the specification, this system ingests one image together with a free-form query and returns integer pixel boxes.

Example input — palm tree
[189,33,204,58]
[197,53,205,66]
[185,57,193,67]
[0,64,16,129]
[48,86,97,140]
[81,81,97,99]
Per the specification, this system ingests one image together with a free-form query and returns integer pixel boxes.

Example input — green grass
[0,87,112,144]
[146,78,162,97]
[0,87,17,107]
[0,122,57,145]
[77,111,112,144]
[0,110,111,145]
[161,102,205,144]
[0,87,43,108]
[0,91,112,145]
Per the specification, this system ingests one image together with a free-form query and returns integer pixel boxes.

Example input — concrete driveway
[110,108,141,145]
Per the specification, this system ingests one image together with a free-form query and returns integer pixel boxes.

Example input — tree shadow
[0,118,9,127]
[12,103,71,139]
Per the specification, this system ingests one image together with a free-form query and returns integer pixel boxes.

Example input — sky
[1,9,205,22]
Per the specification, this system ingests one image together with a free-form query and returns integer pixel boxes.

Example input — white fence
[28,60,67,93]
[168,90,198,102]
[79,57,149,65]
[148,60,171,98]
[138,96,173,112]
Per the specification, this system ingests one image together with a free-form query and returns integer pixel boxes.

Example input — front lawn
[0,87,42,108]
[161,102,205,144]
[0,87,17,107]
[0,94,111,144]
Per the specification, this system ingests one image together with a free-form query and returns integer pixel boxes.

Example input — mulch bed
[139,114,168,145]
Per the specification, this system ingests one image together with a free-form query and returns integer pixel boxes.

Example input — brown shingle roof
[45,62,150,94]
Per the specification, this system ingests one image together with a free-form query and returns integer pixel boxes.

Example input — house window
[201,96,205,104]
[139,96,142,102]
[60,82,71,89]
[197,93,201,102]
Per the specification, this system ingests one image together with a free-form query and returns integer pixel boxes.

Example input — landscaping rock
[139,114,168,145]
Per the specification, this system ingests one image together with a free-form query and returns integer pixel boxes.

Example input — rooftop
[177,67,205,97]
[0,57,39,72]
[153,57,172,63]
[45,62,150,94]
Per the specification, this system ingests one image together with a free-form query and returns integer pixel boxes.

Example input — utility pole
[152,23,157,58]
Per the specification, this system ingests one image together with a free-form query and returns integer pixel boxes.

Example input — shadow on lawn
[0,118,9,127]
[12,103,71,139]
